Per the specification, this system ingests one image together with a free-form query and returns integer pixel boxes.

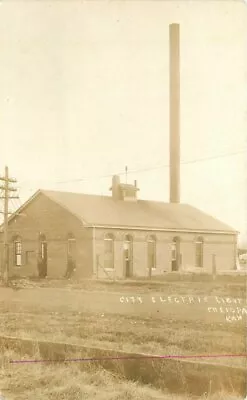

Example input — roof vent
[110,176,139,201]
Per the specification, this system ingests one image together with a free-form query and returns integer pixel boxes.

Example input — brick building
[0,175,238,279]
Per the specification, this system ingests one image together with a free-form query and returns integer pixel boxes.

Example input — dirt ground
[4,276,247,297]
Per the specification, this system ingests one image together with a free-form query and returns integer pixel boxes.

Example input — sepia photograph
[0,0,246,399]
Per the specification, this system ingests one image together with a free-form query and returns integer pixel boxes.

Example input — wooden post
[96,254,99,280]
[92,226,96,276]
[212,254,216,280]
[0,167,18,284]
[3,167,9,283]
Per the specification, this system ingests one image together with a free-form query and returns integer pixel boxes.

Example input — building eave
[83,224,238,235]
[0,189,42,230]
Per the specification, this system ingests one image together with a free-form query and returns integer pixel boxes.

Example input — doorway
[195,236,203,268]
[171,236,180,271]
[65,233,77,278]
[38,234,48,278]
[67,233,76,262]
[124,234,133,278]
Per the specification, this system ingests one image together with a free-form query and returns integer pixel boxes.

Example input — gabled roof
[33,189,237,234]
[3,189,237,234]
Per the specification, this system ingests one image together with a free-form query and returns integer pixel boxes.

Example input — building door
[38,234,47,278]
[195,236,203,268]
[67,234,76,263]
[40,241,48,277]
[171,237,180,271]
[124,235,133,278]
[66,234,77,278]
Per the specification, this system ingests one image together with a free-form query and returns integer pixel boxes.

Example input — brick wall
[94,228,237,279]
[0,192,237,279]
[0,192,93,279]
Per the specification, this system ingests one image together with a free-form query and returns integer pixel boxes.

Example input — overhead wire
[1,147,245,218]
[17,147,247,188]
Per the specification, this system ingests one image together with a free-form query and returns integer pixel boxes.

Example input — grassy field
[6,276,247,298]
[0,308,246,368]
[0,277,246,398]
[0,278,246,368]
[0,349,243,400]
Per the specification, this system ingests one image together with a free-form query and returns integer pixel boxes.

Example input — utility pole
[0,166,19,284]
[125,165,128,184]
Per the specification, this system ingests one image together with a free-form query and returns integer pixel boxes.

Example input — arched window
[13,235,22,267]
[147,235,156,270]
[195,236,204,268]
[104,233,114,269]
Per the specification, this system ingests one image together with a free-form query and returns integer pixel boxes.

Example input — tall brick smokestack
[169,23,180,203]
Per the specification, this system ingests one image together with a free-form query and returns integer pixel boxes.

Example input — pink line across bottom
[9,353,247,364]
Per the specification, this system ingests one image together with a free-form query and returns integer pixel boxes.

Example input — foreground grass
[0,278,245,370]
[0,350,242,400]
[7,277,247,298]
[0,306,245,368]
[0,280,245,398]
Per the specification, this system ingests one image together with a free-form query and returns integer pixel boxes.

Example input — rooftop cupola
[110,175,139,201]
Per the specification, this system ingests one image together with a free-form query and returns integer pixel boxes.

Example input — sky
[0,0,246,245]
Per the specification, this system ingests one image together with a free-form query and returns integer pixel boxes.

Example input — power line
[15,147,246,190]
[43,148,247,185]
